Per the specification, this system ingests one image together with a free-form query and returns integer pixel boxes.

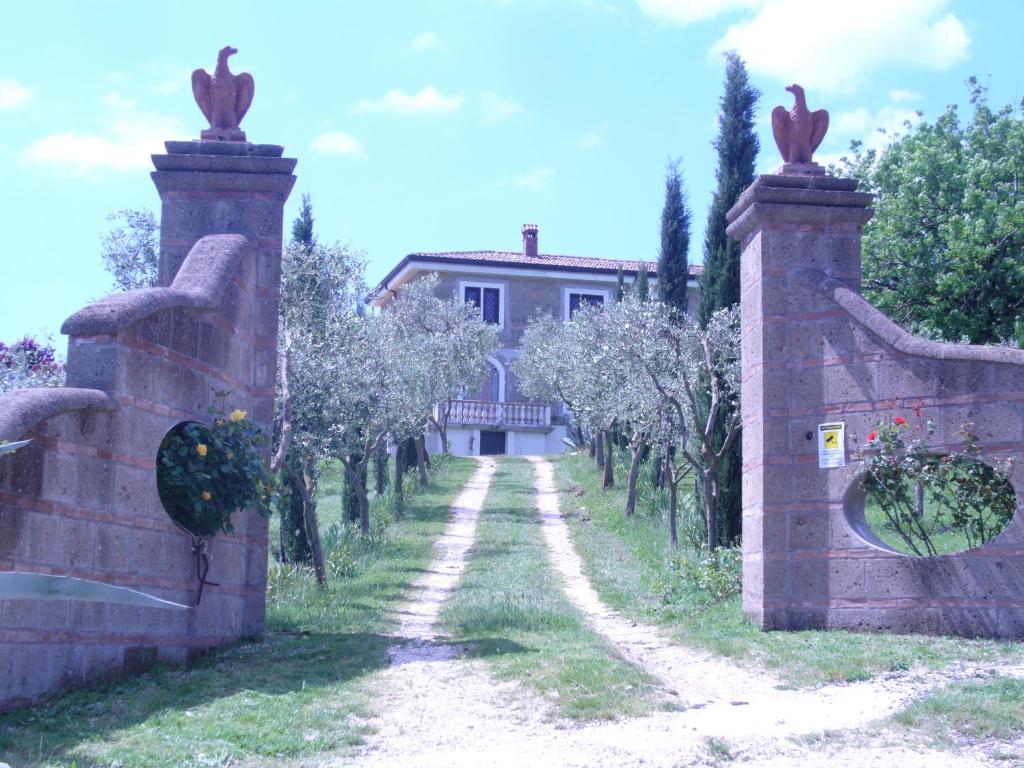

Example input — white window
[459,281,504,329]
[562,285,610,321]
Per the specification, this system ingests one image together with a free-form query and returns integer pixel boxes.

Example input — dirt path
[325,457,1014,767]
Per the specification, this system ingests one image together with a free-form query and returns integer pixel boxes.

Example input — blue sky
[2,0,1022,350]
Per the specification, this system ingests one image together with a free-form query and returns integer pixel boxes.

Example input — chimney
[522,223,539,259]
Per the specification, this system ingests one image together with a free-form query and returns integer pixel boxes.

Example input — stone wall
[0,140,295,710]
[730,173,1024,637]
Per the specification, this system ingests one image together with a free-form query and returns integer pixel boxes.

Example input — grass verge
[0,456,475,768]
[555,451,1024,687]
[893,677,1024,748]
[441,456,666,721]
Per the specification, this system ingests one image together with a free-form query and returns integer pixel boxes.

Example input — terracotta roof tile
[406,250,704,277]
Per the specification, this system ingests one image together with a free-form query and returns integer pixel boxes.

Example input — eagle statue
[191,46,254,136]
[771,84,828,165]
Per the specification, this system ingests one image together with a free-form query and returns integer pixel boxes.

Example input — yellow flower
[229,409,247,423]
[196,443,208,457]
[201,491,212,501]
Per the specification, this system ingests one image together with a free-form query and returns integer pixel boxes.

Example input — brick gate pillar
[726,173,874,629]
[151,141,296,432]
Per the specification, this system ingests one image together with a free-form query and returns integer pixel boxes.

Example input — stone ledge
[0,388,115,442]
[800,269,1024,367]
[61,235,250,337]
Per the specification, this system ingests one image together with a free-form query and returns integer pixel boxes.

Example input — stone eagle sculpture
[191,46,254,138]
[771,84,828,165]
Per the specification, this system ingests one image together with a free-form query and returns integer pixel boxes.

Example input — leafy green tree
[657,160,691,316]
[697,51,759,545]
[849,79,1024,345]
[100,209,159,290]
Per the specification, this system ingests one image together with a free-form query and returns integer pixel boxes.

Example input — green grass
[441,457,667,720]
[893,677,1024,746]
[555,451,1024,687]
[0,457,475,768]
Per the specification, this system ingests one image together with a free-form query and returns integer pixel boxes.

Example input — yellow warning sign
[817,422,846,468]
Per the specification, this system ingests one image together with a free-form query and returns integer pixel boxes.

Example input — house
[366,224,702,456]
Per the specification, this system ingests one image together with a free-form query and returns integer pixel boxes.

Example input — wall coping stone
[0,387,115,442]
[800,268,1024,366]
[61,234,250,337]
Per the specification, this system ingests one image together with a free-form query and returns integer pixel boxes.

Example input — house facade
[367,224,701,456]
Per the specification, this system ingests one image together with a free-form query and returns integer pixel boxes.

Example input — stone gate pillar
[150,141,296,431]
[726,173,873,629]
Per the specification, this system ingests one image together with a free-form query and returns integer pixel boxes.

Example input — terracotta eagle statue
[771,84,828,165]
[191,46,254,132]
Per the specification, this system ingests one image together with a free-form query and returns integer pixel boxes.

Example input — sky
[2,0,1022,351]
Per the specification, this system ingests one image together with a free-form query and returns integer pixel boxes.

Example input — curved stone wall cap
[61,234,250,337]
[0,387,115,442]
[163,140,284,158]
[799,268,1024,366]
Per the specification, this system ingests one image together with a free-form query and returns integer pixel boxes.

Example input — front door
[479,430,506,455]
[473,363,501,402]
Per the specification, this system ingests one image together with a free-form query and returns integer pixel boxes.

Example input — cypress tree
[698,52,759,325]
[657,160,691,316]
[291,193,315,247]
[697,51,760,545]
[614,266,626,303]
[635,263,650,302]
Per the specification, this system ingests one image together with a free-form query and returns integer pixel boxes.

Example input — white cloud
[411,31,440,52]
[577,131,604,149]
[0,79,33,110]
[514,167,555,189]
[312,131,367,158]
[832,105,924,152]
[888,89,922,103]
[710,0,969,94]
[636,0,758,25]
[22,92,183,175]
[353,86,464,115]
[480,92,523,123]
[637,1,969,94]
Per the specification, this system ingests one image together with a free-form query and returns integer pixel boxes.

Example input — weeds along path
[526,456,1024,741]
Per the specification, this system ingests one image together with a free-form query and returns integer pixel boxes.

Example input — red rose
[867,431,878,442]
[894,417,907,426]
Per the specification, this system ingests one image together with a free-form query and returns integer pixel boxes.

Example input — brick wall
[730,173,1024,638]
[0,141,295,709]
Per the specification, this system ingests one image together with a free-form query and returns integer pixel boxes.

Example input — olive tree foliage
[516,299,741,550]
[628,304,742,551]
[274,239,366,585]
[100,209,159,291]
[839,79,1024,345]
[382,275,498,455]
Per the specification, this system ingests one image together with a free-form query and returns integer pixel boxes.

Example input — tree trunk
[373,442,387,495]
[668,475,679,549]
[703,467,720,552]
[596,432,605,468]
[394,445,405,516]
[414,436,429,488]
[602,430,615,489]
[356,480,371,535]
[295,458,327,588]
[914,479,925,520]
[625,443,644,516]
[589,436,596,459]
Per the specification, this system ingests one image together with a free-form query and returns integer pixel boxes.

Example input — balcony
[437,399,551,429]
